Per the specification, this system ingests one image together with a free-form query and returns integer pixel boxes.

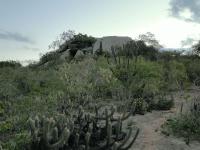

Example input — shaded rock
[74,50,84,60]
[81,47,93,54]
[59,49,71,61]
[93,36,132,53]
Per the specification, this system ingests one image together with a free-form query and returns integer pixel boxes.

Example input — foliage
[39,31,96,66]
[192,40,200,56]
[0,120,13,134]
[164,97,200,144]
[154,94,174,110]
[138,32,163,49]
[133,98,148,115]
[184,58,200,85]
[28,105,139,150]
[48,30,76,50]
[162,60,188,90]
[39,51,61,65]
[2,132,30,150]
[1,32,199,149]
[0,61,22,68]
[132,58,164,97]
[70,33,96,50]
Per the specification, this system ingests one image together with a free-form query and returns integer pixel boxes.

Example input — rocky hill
[93,36,132,53]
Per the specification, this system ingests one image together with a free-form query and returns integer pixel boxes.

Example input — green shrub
[0,61,21,68]
[132,57,164,97]
[154,94,174,110]
[164,98,200,144]
[0,102,4,116]
[185,59,200,85]
[164,114,200,144]
[134,98,148,115]
[0,120,13,134]
[162,60,188,90]
[2,132,30,150]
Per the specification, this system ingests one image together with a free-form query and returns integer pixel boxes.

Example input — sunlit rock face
[93,36,132,53]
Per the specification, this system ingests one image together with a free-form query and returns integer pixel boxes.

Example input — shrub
[133,98,148,115]
[164,98,200,144]
[154,94,174,110]
[185,59,200,86]
[0,101,4,117]
[2,132,30,150]
[161,60,188,91]
[0,120,13,134]
[0,61,22,68]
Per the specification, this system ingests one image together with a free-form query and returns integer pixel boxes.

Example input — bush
[185,59,200,85]
[164,114,200,144]
[132,57,164,97]
[164,98,200,144]
[2,132,30,150]
[0,61,22,68]
[162,60,188,90]
[154,94,174,110]
[134,98,148,115]
[0,120,13,135]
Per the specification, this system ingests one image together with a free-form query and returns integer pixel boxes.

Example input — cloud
[0,30,34,44]
[22,46,40,51]
[169,0,200,23]
[181,37,196,47]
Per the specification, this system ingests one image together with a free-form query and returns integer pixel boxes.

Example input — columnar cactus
[28,104,139,150]
[0,143,3,150]
[28,115,71,150]
[91,105,139,150]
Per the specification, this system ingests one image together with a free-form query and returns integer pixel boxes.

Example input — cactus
[85,132,91,150]
[92,105,139,150]
[112,127,139,150]
[0,143,3,150]
[28,105,139,150]
[28,115,71,150]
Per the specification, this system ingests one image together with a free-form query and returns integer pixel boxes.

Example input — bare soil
[128,88,200,150]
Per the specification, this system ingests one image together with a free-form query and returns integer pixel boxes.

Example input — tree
[0,61,22,68]
[192,40,200,56]
[48,30,96,52]
[138,32,163,49]
[48,30,76,50]
[121,40,159,61]
[70,33,96,49]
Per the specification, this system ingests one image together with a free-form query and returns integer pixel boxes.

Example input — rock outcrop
[74,50,84,60]
[93,36,132,53]
[59,49,71,61]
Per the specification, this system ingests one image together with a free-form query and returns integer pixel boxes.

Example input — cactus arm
[121,111,132,121]
[47,127,70,149]
[85,132,91,150]
[107,121,112,146]
[95,107,115,120]
[116,117,122,140]
[28,117,40,141]
[0,143,2,150]
[117,127,139,150]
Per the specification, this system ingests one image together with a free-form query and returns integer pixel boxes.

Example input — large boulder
[59,49,71,61]
[74,50,85,60]
[93,36,132,53]
[81,47,93,54]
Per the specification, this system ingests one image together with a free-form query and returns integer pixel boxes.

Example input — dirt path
[128,90,200,150]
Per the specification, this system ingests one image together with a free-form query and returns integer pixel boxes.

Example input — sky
[1,0,200,62]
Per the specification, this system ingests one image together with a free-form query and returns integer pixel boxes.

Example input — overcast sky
[1,0,200,61]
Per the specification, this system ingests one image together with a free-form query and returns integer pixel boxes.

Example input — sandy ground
[128,88,200,150]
